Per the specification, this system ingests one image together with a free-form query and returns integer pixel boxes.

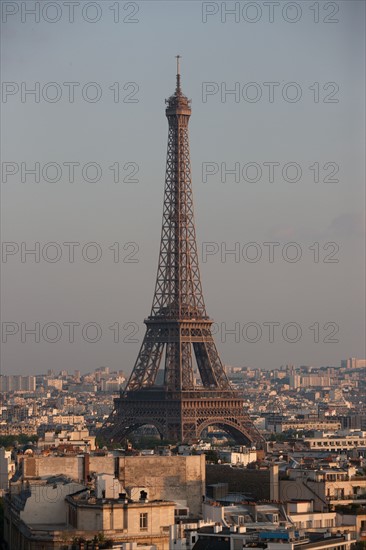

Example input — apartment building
[3,475,174,549]
[279,466,366,511]
[304,431,366,452]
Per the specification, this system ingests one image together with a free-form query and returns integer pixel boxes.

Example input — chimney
[83,453,90,483]
[270,463,279,501]
[139,490,148,502]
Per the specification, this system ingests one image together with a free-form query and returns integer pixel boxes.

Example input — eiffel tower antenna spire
[176,54,181,93]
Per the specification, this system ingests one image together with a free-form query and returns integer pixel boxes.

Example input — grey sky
[1,0,365,375]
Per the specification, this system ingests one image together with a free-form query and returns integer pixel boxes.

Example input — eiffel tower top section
[165,55,192,116]
[150,56,208,322]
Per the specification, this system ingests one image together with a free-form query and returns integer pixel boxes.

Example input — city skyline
[1,4,365,548]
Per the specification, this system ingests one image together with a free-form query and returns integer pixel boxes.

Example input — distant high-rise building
[341,358,366,369]
[46,379,63,391]
[0,375,36,392]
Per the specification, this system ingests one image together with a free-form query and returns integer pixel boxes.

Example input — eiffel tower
[102,58,263,448]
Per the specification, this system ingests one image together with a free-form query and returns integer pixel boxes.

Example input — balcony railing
[327,495,366,501]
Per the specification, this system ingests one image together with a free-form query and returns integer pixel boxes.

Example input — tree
[205,450,219,464]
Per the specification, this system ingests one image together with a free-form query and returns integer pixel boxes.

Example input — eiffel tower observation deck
[102,58,263,448]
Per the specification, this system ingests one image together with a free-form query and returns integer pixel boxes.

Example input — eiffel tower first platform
[102,58,263,448]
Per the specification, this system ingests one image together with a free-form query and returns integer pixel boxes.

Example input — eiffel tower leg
[181,342,195,389]
[125,330,164,390]
[164,342,179,390]
[193,340,230,389]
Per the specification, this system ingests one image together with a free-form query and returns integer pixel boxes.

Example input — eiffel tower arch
[101,58,263,449]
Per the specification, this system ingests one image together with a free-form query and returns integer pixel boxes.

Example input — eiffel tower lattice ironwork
[102,58,263,447]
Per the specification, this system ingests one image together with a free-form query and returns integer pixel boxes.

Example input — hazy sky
[1,0,365,376]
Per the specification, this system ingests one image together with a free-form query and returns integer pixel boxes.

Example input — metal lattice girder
[101,61,263,448]
[103,389,263,448]
[125,67,231,393]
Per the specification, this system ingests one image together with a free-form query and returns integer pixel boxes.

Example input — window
[96,512,101,529]
[140,512,148,530]
[68,507,77,528]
